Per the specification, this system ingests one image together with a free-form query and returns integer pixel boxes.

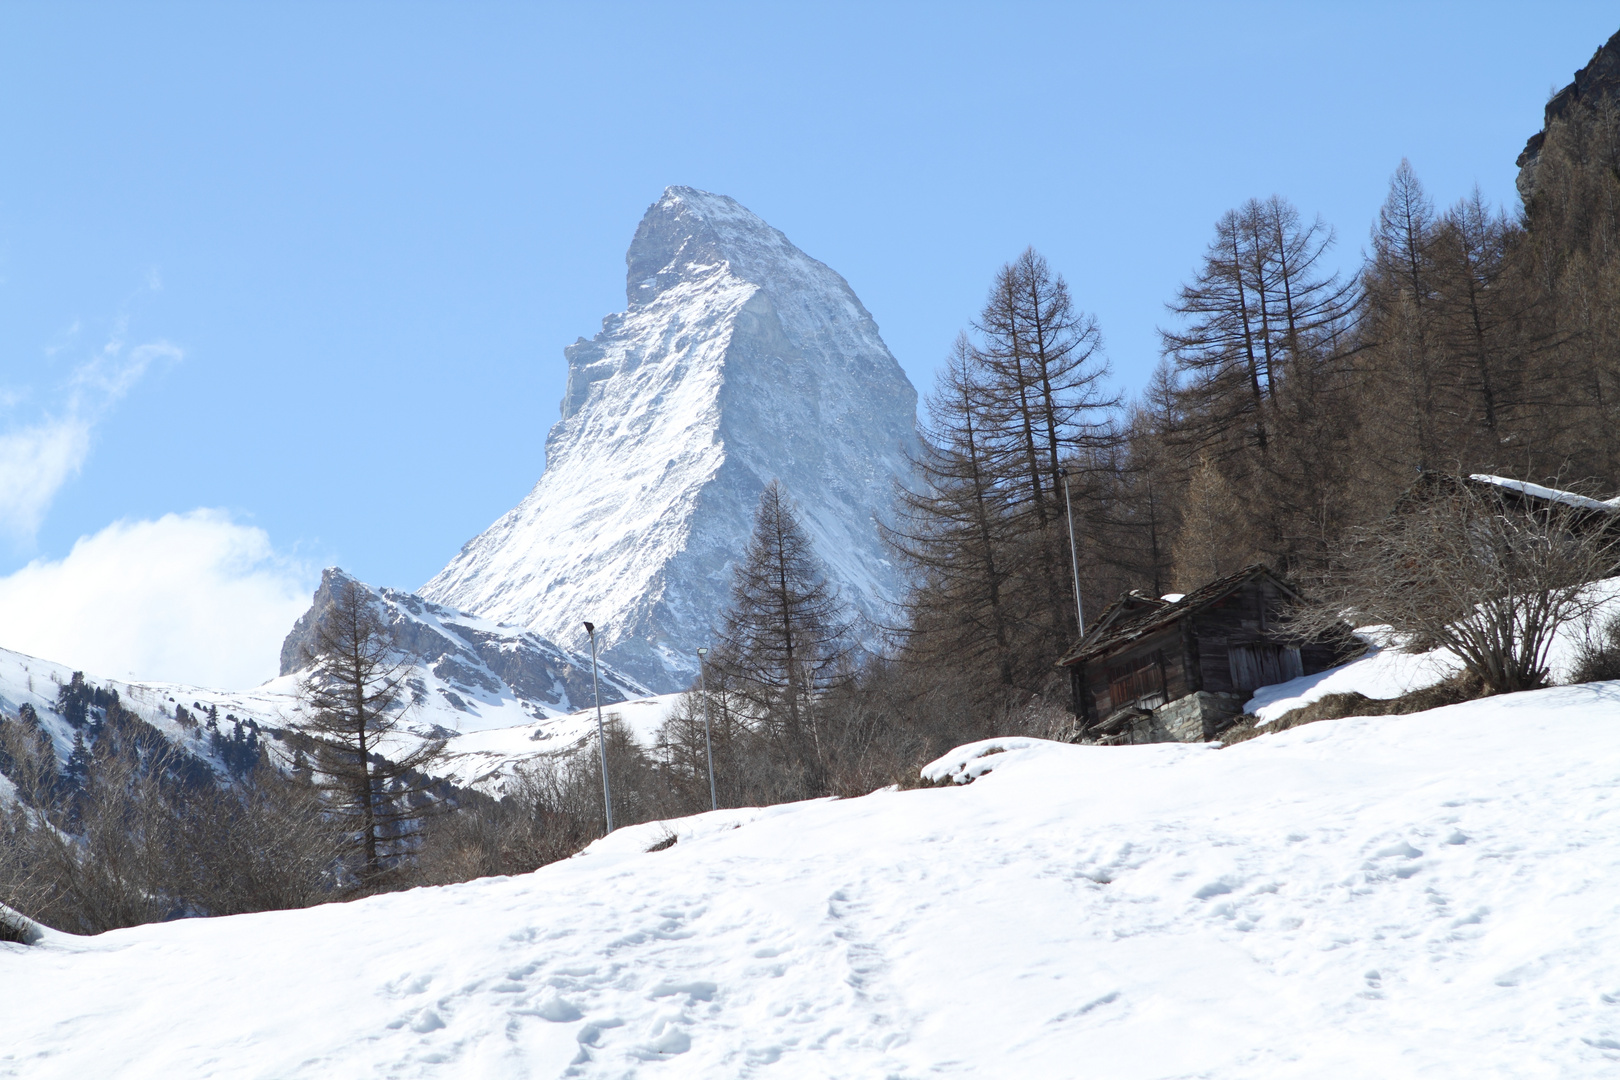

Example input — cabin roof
[1396,471,1620,518]
[1468,473,1620,513]
[1056,563,1301,669]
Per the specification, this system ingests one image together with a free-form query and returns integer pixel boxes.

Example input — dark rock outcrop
[1517,29,1620,201]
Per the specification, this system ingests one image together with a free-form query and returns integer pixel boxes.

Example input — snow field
[6,683,1620,1077]
[435,694,683,792]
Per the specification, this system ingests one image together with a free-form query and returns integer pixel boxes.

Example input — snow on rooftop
[8,687,1620,1075]
[1469,473,1620,513]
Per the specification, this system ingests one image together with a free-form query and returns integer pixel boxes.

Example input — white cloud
[0,511,314,689]
[0,309,181,546]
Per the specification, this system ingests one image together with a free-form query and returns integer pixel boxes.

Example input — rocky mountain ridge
[281,567,647,731]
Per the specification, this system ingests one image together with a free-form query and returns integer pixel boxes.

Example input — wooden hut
[1056,564,1343,744]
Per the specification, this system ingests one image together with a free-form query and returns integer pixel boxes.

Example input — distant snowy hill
[0,644,294,793]
[8,685,1620,1076]
[422,186,920,692]
[280,567,668,789]
[0,569,666,798]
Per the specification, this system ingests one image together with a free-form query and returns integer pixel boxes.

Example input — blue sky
[1,2,1616,685]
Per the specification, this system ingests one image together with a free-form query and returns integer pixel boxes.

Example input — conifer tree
[295,579,443,884]
[975,248,1115,525]
[1361,160,1442,475]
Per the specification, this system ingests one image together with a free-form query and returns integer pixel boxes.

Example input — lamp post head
[697,647,708,658]
[583,621,595,637]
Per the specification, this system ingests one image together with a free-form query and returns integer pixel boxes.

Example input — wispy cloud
[0,417,94,544]
[0,302,181,546]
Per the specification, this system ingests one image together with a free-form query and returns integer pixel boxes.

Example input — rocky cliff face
[420,187,919,691]
[282,568,647,731]
[1517,29,1620,201]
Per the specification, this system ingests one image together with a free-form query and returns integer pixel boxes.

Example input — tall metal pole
[1058,466,1085,635]
[697,648,717,812]
[583,621,613,833]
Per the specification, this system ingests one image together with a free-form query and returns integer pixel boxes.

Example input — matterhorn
[422,187,919,691]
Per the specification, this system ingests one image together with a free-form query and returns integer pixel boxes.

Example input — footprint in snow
[1047,991,1121,1024]
[516,991,582,1022]
[410,1008,446,1033]
[649,980,717,1004]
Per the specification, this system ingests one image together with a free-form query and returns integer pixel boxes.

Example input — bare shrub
[1294,478,1620,695]
[655,651,1053,807]
[1570,613,1620,684]
[414,717,667,885]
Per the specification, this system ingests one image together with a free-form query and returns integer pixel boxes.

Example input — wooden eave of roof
[1054,593,1167,663]
[1055,563,1301,668]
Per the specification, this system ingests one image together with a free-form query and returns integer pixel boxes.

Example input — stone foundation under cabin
[1086,691,1245,745]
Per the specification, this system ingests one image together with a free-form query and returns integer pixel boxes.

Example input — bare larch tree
[296,579,443,884]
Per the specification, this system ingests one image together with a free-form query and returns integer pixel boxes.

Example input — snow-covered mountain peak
[625,186,865,315]
[424,188,919,691]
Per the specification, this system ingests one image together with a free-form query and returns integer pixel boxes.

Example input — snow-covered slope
[0,645,295,787]
[422,186,920,691]
[9,687,1620,1076]
[433,692,681,794]
[1245,573,1620,724]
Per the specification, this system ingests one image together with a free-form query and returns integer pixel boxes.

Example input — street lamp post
[1058,466,1086,635]
[583,621,613,833]
[696,648,717,812]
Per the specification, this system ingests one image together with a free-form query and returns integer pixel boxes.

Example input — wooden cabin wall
[1071,570,1349,725]
[1083,627,1186,718]
[1190,577,1328,693]
[1190,579,1276,694]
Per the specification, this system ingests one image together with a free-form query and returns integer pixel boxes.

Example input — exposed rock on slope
[1517,28,1620,201]
[281,567,647,732]
[422,186,919,691]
